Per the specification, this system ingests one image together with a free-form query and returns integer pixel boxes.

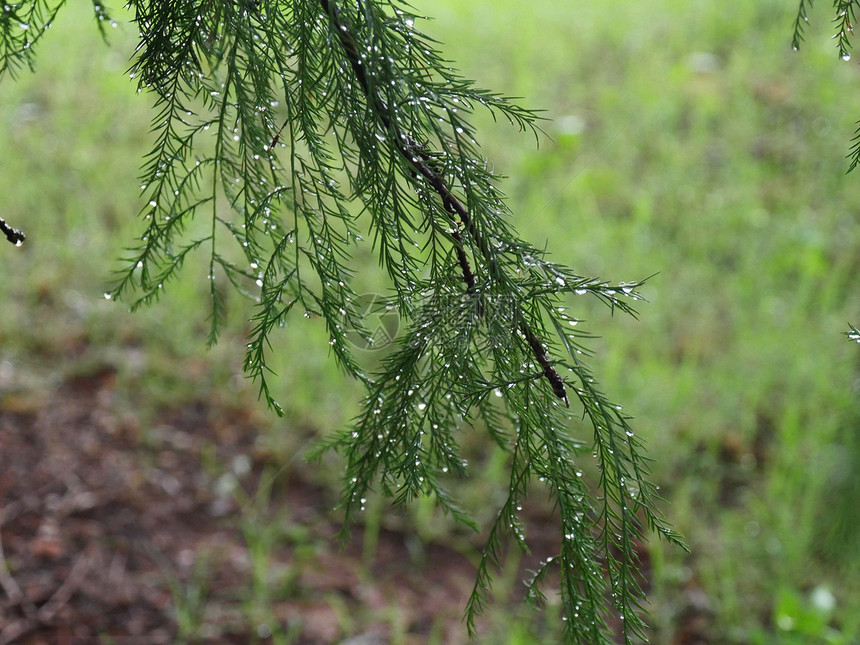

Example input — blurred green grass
[2,0,860,641]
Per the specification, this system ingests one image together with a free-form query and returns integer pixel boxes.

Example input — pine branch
[793,0,860,58]
[0,0,67,78]
[847,119,860,171]
[793,2,860,171]
[791,5,860,359]
[834,0,857,60]
[1,2,684,641]
[792,0,815,50]
[319,0,568,406]
[318,0,479,295]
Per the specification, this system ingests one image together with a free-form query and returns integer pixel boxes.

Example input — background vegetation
[1,0,859,642]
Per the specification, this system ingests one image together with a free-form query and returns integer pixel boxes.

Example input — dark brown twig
[0,528,37,645]
[0,218,25,246]
[0,529,36,619]
[36,548,96,623]
[0,546,96,645]
[319,0,569,405]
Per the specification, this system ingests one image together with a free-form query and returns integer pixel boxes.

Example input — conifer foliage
[1,0,684,640]
[793,0,860,342]
[793,0,860,170]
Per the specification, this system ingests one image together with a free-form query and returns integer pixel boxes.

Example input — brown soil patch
[0,365,489,644]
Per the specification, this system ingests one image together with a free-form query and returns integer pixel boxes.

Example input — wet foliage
[0,1,686,641]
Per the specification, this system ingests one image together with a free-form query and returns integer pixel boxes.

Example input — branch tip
[0,218,25,246]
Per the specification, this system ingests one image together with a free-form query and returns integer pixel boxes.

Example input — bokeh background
[2,0,859,642]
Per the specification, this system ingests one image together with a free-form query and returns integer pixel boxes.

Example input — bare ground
[0,345,713,644]
[0,359,543,644]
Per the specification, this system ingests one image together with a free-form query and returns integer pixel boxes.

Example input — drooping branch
[0,2,685,639]
[319,0,569,405]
